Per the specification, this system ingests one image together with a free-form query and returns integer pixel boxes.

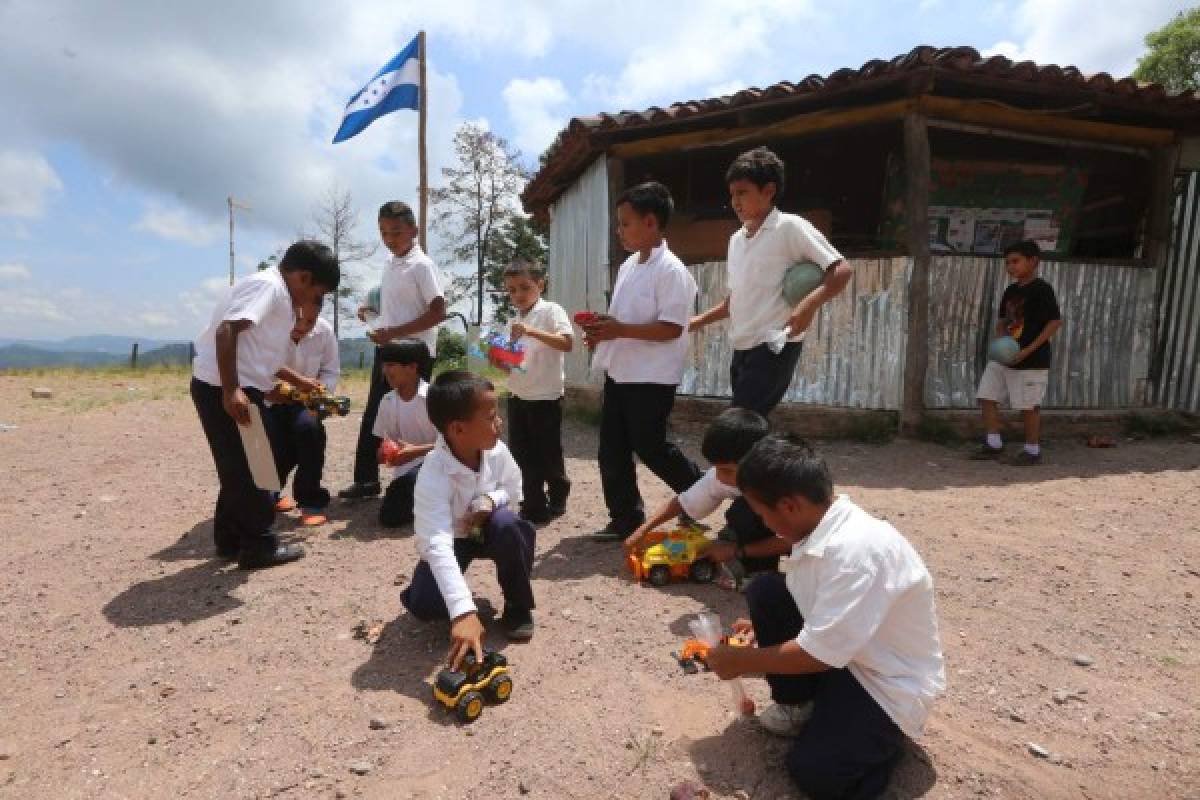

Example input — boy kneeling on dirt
[399,371,536,667]
[705,434,945,799]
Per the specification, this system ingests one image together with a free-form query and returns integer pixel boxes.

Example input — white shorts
[976,362,1048,411]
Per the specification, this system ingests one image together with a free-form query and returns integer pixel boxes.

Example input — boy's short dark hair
[616,181,673,229]
[426,370,494,433]
[701,408,770,465]
[279,240,340,291]
[503,258,547,283]
[378,338,432,374]
[725,147,785,200]
[1003,239,1041,259]
[378,201,417,227]
[736,433,833,506]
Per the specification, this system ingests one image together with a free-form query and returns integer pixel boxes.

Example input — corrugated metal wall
[925,256,1157,408]
[548,156,610,385]
[681,257,910,409]
[1155,171,1200,412]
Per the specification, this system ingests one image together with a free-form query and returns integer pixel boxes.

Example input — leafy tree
[1134,8,1200,91]
[484,215,548,324]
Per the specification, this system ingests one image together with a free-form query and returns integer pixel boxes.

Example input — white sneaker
[757,702,814,738]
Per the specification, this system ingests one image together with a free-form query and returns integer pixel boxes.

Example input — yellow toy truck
[626,527,716,587]
[273,380,352,417]
[432,650,513,723]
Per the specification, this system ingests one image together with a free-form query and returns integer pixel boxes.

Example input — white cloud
[707,79,750,98]
[0,290,68,323]
[134,206,223,247]
[135,311,174,328]
[503,77,570,158]
[0,151,62,218]
[984,0,1192,76]
[0,262,32,281]
[918,0,941,10]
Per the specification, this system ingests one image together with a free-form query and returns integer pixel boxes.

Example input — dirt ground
[1,370,1197,800]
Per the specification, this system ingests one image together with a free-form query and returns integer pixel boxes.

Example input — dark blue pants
[720,496,781,573]
[380,466,420,528]
[399,508,536,620]
[190,378,278,558]
[508,396,570,516]
[745,572,906,800]
[598,378,703,532]
[266,403,330,509]
[730,341,803,417]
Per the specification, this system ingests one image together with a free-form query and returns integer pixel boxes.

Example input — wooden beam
[1144,143,1181,270]
[605,155,625,285]
[900,111,932,435]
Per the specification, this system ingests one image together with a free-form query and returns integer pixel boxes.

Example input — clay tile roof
[522,44,1197,213]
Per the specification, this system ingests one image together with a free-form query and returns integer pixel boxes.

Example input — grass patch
[842,414,896,444]
[1125,411,1200,439]
[1159,653,1183,668]
[915,416,964,446]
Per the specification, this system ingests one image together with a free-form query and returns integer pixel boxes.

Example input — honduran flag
[332,35,420,144]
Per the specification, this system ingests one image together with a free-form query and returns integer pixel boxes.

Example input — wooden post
[130,342,139,369]
[1145,143,1181,270]
[359,351,365,369]
[900,112,932,435]
[606,155,625,283]
[417,30,428,251]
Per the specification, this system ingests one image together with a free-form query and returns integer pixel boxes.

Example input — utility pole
[227,196,251,286]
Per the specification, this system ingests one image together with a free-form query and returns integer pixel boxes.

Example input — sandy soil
[0,371,1197,800]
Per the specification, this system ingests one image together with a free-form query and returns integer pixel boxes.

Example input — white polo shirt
[507,298,572,402]
[193,268,296,392]
[379,244,443,355]
[592,241,697,385]
[727,208,843,351]
[677,468,740,521]
[288,317,340,392]
[371,382,438,478]
[413,436,524,620]
[780,494,945,738]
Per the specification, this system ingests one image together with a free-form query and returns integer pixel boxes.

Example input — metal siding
[680,257,910,409]
[926,256,1157,409]
[1156,171,1200,411]
[548,156,610,386]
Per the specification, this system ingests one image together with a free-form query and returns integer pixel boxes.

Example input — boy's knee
[744,572,789,615]
[786,744,850,800]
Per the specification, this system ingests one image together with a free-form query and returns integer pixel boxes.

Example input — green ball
[781,261,825,306]
[366,286,382,313]
[988,336,1021,365]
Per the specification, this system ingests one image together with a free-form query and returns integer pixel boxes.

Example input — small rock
[1027,742,1050,759]
[1052,690,1072,705]
[368,717,389,730]
[348,760,372,776]
[31,388,54,399]
[73,510,86,519]
[651,725,665,736]
[1009,711,1025,723]
[147,736,157,745]
[560,609,574,620]
[732,791,751,800]
[518,779,531,794]
[1072,654,1094,667]
[308,768,325,779]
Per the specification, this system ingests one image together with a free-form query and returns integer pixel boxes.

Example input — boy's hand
[367,326,392,346]
[582,314,622,343]
[622,527,648,555]
[291,375,321,393]
[264,386,288,405]
[687,315,706,333]
[703,643,747,680]
[784,300,818,338]
[222,388,252,426]
[448,612,485,671]
[464,494,496,531]
[703,540,736,563]
[357,305,371,322]
[730,618,756,641]
[510,321,528,340]
[390,441,424,466]
[1010,346,1034,366]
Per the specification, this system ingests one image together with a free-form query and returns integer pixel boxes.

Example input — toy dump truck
[274,381,351,417]
[626,527,716,587]
[432,650,513,723]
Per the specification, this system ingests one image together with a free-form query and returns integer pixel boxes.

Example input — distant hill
[0,344,123,368]
[0,335,182,355]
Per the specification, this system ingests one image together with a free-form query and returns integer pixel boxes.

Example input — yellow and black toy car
[432,650,513,723]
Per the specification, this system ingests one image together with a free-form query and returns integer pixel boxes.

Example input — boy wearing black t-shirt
[972,240,1062,465]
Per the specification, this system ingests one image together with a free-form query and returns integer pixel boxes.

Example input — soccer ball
[988,336,1021,365]
[781,261,825,306]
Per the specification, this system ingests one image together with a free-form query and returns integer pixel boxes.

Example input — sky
[0,0,1191,342]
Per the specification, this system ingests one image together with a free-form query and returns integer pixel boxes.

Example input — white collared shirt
[677,468,740,521]
[379,243,444,355]
[780,494,945,738]
[727,208,843,351]
[413,436,524,620]
[372,382,438,478]
[506,298,572,401]
[592,241,697,385]
[193,268,295,391]
[288,317,340,392]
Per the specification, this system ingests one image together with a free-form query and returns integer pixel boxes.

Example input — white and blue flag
[333,35,420,144]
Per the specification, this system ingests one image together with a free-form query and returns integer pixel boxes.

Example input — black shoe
[547,504,567,519]
[591,521,640,542]
[1005,450,1043,466]
[521,508,553,525]
[238,543,305,570]
[968,443,1004,460]
[500,608,534,641]
[215,545,239,561]
[338,481,381,500]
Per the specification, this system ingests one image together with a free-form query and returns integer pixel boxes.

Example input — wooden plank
[901,111,932,434]
[1144,144,1181,270]
[606,156,625,284]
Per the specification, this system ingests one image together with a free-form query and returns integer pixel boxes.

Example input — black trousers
[379,466,420,528]
[399,508,536,620]
[190,378,278,558]
[730,341,804,417]
[352,346,433,484]
[507,396,570,515]
[598,378,703,531]
[746,573,906,800]
[719,496,781,573]
[266,403,330,509]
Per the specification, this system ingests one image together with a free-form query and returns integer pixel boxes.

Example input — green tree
[484,215,549,324]
[1134,8,1200,91]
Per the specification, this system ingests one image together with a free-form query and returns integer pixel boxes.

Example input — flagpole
[418,30,428,251]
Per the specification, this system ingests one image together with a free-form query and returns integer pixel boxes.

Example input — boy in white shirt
[499,259,574,524]
[341,201,446,500]
[399,371,537,665]
[579,182,703,541]
[265,300,341,524]
[191,240,340,569]
[691,147,853,417]
[372,339,438,527]
[705,434,945,799]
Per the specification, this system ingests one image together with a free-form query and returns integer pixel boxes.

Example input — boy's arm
[786,260,853,337]
[706,638,831,680]
[215,319,253,425]
[484,446,523,511]
[1012,319,1063,365]
[318,329,341,392]
[690,296,730,332]
[413,477,482,668]
[372,296,447,344]
[275,366,320,392]
[514,323,573,352]
[623,496,684,553]
[585,317,683,343]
